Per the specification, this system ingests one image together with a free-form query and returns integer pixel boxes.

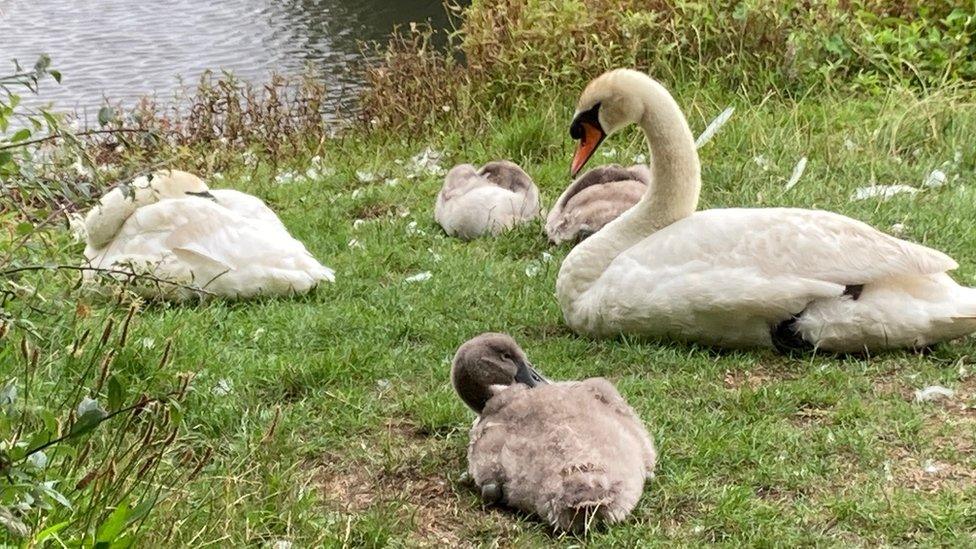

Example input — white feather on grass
[914,385,954,403]
[404,271,433,283]
[922,169,947,188]
[850,184,919,201]
[695,106,734,149]
[784,157,808,191]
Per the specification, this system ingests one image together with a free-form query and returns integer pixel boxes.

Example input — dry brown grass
[312,419,481,547]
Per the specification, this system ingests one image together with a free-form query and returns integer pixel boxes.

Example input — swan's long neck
[557,78,701,307]
[84,181,160,249]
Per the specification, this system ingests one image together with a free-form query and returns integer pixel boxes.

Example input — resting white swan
[83,170,334,300]
[545,164,650,244]
[558,69,976,353]
[435,160,540,239]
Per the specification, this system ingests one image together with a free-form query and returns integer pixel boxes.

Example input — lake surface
[0,0,455,115]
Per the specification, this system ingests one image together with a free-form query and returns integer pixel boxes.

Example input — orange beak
[571,122,605,177]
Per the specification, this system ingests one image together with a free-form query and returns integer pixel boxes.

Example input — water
[0,0,455,115]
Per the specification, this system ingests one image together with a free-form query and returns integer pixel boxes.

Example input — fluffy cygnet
[451,333,656,532]
[435,161,540,239]
[545,164,649,244]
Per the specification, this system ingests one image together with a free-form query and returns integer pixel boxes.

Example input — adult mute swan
[559,69,976,353]
[452,333,655,532]
[83,170,334,300]
[435,160,540,239]
[545,164,650,244]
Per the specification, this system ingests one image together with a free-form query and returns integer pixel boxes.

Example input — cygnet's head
[451,333,548,414]
[477,160,534,193]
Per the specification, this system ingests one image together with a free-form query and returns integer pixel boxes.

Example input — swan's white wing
[210,189,286,229]
[164,205,334,296]
[581,208,958,344]
[627,208,956,285]
[85,197,209,267]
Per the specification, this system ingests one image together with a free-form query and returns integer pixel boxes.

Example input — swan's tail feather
[799,277,976,352]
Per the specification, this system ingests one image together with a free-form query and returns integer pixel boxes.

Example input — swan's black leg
[843,284,864,300]
[770,315,814,354]
[481,482,503,504]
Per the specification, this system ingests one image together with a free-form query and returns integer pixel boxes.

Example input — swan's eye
[570,102,602,140]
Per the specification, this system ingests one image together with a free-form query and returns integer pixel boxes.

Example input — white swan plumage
[83,170,334,300]
[558,69,976,353]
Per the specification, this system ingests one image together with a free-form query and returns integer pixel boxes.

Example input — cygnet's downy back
[435,161,540,240]
[545,164,650,245]
[451,333,656,532]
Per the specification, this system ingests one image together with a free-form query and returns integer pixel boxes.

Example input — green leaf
[42,111,59,129]
[96,500,130,544]
[97,106,116,127]
[16,222,34,235]
[70,397,108,437]
[168,401,183,426]
[126,498,155,526]
[107,376,123,412]
[0,151,13,167]
[11,128,30,142]
[0,379,16,410]
[32,520,70,543]
[110,534,135,549]
[40,409,58,435]
[27,428,54,454]
[49,69,62,83]
[39,482,72,509]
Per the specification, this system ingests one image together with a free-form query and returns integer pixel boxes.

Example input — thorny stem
[1,264,217,297]
[0,128,156,151]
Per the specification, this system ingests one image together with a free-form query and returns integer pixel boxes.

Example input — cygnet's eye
[500,351,511,361]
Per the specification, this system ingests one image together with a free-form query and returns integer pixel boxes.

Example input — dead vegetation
[312,420,481,547]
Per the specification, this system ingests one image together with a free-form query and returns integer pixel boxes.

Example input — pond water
[0,0,455,114]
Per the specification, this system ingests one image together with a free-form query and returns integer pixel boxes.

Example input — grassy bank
[4,81,976,545]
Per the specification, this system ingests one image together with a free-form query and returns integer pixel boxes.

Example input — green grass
[6,83,976,546]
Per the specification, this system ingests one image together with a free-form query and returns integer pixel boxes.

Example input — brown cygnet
[451,333,656,532]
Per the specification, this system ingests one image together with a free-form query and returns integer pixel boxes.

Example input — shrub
[360,0,976,131]
[0,304,209,545]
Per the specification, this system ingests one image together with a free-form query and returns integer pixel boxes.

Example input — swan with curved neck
[557,69,976,353]
[85,170,211,250]
[83,169,333,301]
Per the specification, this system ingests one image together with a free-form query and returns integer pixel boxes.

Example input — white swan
[435,160,540,239]
[545,164,650,244]
[558,69,976,353]
[83,170,334,300]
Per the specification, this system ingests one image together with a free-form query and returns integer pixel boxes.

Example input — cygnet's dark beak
[514,359,548,388]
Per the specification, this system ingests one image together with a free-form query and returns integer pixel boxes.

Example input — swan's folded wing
[210,189,286,229]
[162,202,334,292]
[632,208,957,286]
[89,197,217,267]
